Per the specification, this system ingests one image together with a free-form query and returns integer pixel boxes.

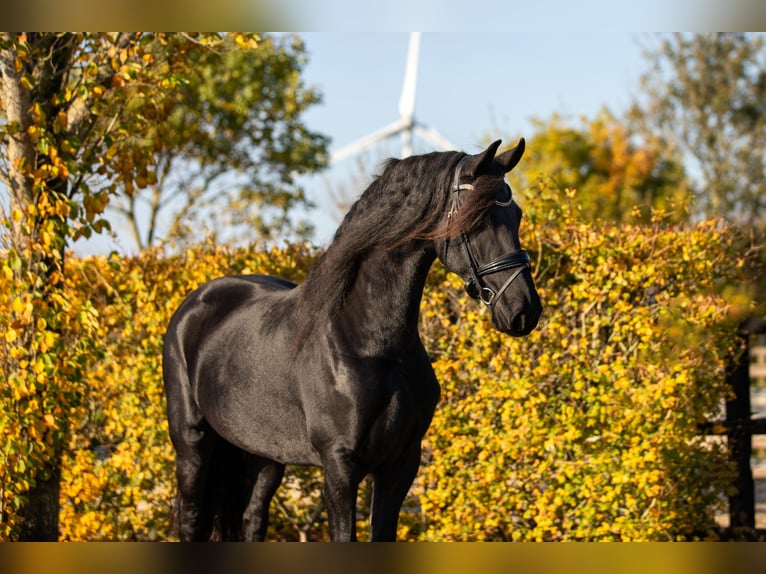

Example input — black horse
[163,139,542,541]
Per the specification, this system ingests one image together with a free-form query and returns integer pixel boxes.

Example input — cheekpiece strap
[448,156,474,219]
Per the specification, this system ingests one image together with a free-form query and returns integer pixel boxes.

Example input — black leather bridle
[446,156,531,306]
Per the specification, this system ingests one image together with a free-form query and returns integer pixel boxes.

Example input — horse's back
[163,273,320,463]
[163,276,289,406]
[164,273,295,373]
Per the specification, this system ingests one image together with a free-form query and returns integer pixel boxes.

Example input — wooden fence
[699,316,766,539]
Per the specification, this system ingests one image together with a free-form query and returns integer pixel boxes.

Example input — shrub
[1,186,754,540]
[416,187,753,541]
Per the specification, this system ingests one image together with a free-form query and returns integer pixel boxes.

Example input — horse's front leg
[369,442,421,541]
[322,450,365,541]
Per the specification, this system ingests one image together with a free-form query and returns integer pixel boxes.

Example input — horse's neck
[334,243,434,354]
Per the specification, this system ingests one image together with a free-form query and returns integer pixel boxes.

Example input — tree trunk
[0,33,70,543]
[18,462,61,541]
[0,34,36,248]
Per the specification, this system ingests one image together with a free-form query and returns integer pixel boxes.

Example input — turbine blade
[398,32,420,123]
[401,126,413,158]
[413,124,457,151]
[330,118,407,164]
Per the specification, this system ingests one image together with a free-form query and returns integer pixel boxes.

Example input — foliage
[0,31,758,541]
[0,32,160,538]
[55,243,325,541]
[631,33,766,228]
[0,225,102,538]
[1,178,754,540]
[415,183,754,541]
[0,32,289,539]
[513,110,691,224]
[1,33,257,246]
[107,33,329,250]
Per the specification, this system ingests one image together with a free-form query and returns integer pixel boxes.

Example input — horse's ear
[496,138,525,173]
[462,139,503,176]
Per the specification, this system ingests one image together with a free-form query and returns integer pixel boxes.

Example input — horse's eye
[495,183,513,207]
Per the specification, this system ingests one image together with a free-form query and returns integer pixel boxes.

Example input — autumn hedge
[0,187,755,540]
[417,188,752,541]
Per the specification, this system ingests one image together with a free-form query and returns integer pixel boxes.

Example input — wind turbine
[330,33,457,163]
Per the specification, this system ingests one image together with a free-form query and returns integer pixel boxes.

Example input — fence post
[726,320,756,530]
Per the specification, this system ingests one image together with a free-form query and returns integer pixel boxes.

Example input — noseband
[446,156,531,306]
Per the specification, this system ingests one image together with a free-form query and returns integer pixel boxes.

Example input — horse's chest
[372,387,422,439]
[362,369,438,449]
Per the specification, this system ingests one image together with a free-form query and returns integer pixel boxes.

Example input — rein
[447,156,531,306]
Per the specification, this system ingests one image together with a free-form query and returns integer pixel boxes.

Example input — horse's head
[435,139,542,337]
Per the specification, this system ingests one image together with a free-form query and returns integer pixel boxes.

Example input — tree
[631,33,766,227]
[0,32,130,540]
[107,33,328,250]
[0,32,288,540]
[510,110,691,224]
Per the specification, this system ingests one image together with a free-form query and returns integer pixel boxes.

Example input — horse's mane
[295,149,503,339]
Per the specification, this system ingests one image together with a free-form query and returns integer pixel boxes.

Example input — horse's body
[163,140,542,541]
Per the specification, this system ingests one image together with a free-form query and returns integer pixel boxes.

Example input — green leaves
[633,33,766,228]
[108,32,329,250]
[3,32,317,253]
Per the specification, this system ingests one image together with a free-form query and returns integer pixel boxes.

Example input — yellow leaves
[536,112,690,224]
[38,330,58,353]
[31,102,45,124]
[10,296,26,315]
[0,245,105,538]
[0,212,750,541]
[234,33,259,50]
[4,328,18,343]
[417,212,750,541]
[11,208,24,224]
[17,71,34,91]
[37,242,321,541]
[26,124,40,141]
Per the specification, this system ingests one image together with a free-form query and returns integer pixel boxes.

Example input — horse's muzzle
[491,285,542,337]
